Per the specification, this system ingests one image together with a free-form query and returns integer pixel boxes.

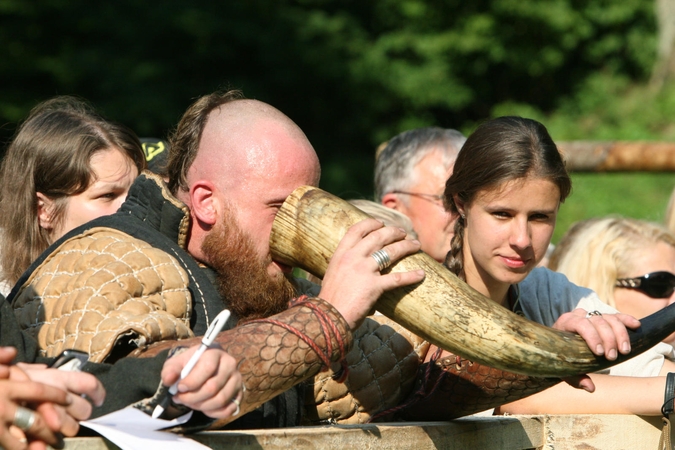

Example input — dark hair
[167,90,245,194]
[0,96,146,285]
[443,116,571,279]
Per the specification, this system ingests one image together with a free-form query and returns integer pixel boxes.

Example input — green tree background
[0,0,673,240]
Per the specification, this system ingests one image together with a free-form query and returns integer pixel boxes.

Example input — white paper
[80,406,211,450]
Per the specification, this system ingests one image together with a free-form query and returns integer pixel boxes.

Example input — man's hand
[160,345,243,419]
[319,218,425,330]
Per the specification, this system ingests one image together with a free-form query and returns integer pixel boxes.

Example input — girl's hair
[0,96,146,285]
[549,216,675,308]
[443,116,571,280]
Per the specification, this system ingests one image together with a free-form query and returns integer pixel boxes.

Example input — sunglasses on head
[615,271,675,299]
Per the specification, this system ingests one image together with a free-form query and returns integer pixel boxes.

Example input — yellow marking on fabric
[143,141,166,161]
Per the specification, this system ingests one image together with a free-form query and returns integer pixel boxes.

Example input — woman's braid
[444,214,465,281]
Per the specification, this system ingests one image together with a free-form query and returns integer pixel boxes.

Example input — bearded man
[8,90,424,426]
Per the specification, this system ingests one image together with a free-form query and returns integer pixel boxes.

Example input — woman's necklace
[507,285,524,316]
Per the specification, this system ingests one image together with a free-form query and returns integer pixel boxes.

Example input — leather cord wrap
[245,296,350,383]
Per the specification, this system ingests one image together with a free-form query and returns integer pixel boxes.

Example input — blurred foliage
[0,0,667,201]
[553,172,675,243]
[489,73,675,141]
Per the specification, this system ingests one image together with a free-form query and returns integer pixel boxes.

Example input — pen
[151,309,231,418]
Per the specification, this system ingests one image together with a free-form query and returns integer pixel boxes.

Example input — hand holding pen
[152,309,244,419]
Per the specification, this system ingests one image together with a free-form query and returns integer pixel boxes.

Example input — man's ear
[190,181,218,226]
[381,193,404,211]
[36,193,54,230]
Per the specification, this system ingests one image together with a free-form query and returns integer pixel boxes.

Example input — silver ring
[371,249,392,271]
[232,398,241,416]
[586,310,602,318]
[13,406,36,431]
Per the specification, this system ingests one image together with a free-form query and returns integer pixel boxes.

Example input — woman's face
[49,147,139,241]
[459,177,560,303]
[613,241,675,345]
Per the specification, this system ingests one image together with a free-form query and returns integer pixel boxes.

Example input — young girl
[441,116,675,414]
[0,96,146,292]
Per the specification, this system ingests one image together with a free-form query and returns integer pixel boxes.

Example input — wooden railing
[559,141,675,171]
[63,414,664,449]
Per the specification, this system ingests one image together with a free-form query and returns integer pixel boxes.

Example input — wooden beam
[62,414,663,449]
[558,141,675,171]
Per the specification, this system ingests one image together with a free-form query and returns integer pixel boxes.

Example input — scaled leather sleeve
[395,350,561,421]
[137,296,353,429]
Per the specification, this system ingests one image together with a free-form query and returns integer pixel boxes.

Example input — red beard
[201,209,296,324]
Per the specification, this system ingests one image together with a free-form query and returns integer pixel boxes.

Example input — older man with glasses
[375,127,466,263]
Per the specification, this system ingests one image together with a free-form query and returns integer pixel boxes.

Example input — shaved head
[168,91,321,278]
[188,99,320,194]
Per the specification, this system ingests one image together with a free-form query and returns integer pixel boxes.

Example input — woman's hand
[553,308,641,360]
[0,346,83,450]
[0,379,73,450]
[17,364,105,436]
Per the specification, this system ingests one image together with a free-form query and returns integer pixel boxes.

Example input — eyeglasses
[615,271,675,299]
[391,191,444,206]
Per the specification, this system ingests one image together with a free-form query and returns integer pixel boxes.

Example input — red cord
[247,296,350,383]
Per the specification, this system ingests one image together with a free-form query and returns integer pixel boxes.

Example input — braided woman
[402,116,675,418]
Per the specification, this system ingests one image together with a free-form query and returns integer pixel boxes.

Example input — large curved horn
[270,186,675,377]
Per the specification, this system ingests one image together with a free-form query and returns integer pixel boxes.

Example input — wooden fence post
[558,141,675,171]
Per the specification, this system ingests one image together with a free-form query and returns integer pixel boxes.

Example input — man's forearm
[136,297,353,428]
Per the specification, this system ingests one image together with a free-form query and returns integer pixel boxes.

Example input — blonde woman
[549,216,675,348]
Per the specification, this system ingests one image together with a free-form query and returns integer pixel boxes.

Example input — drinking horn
[269,185,675,378]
